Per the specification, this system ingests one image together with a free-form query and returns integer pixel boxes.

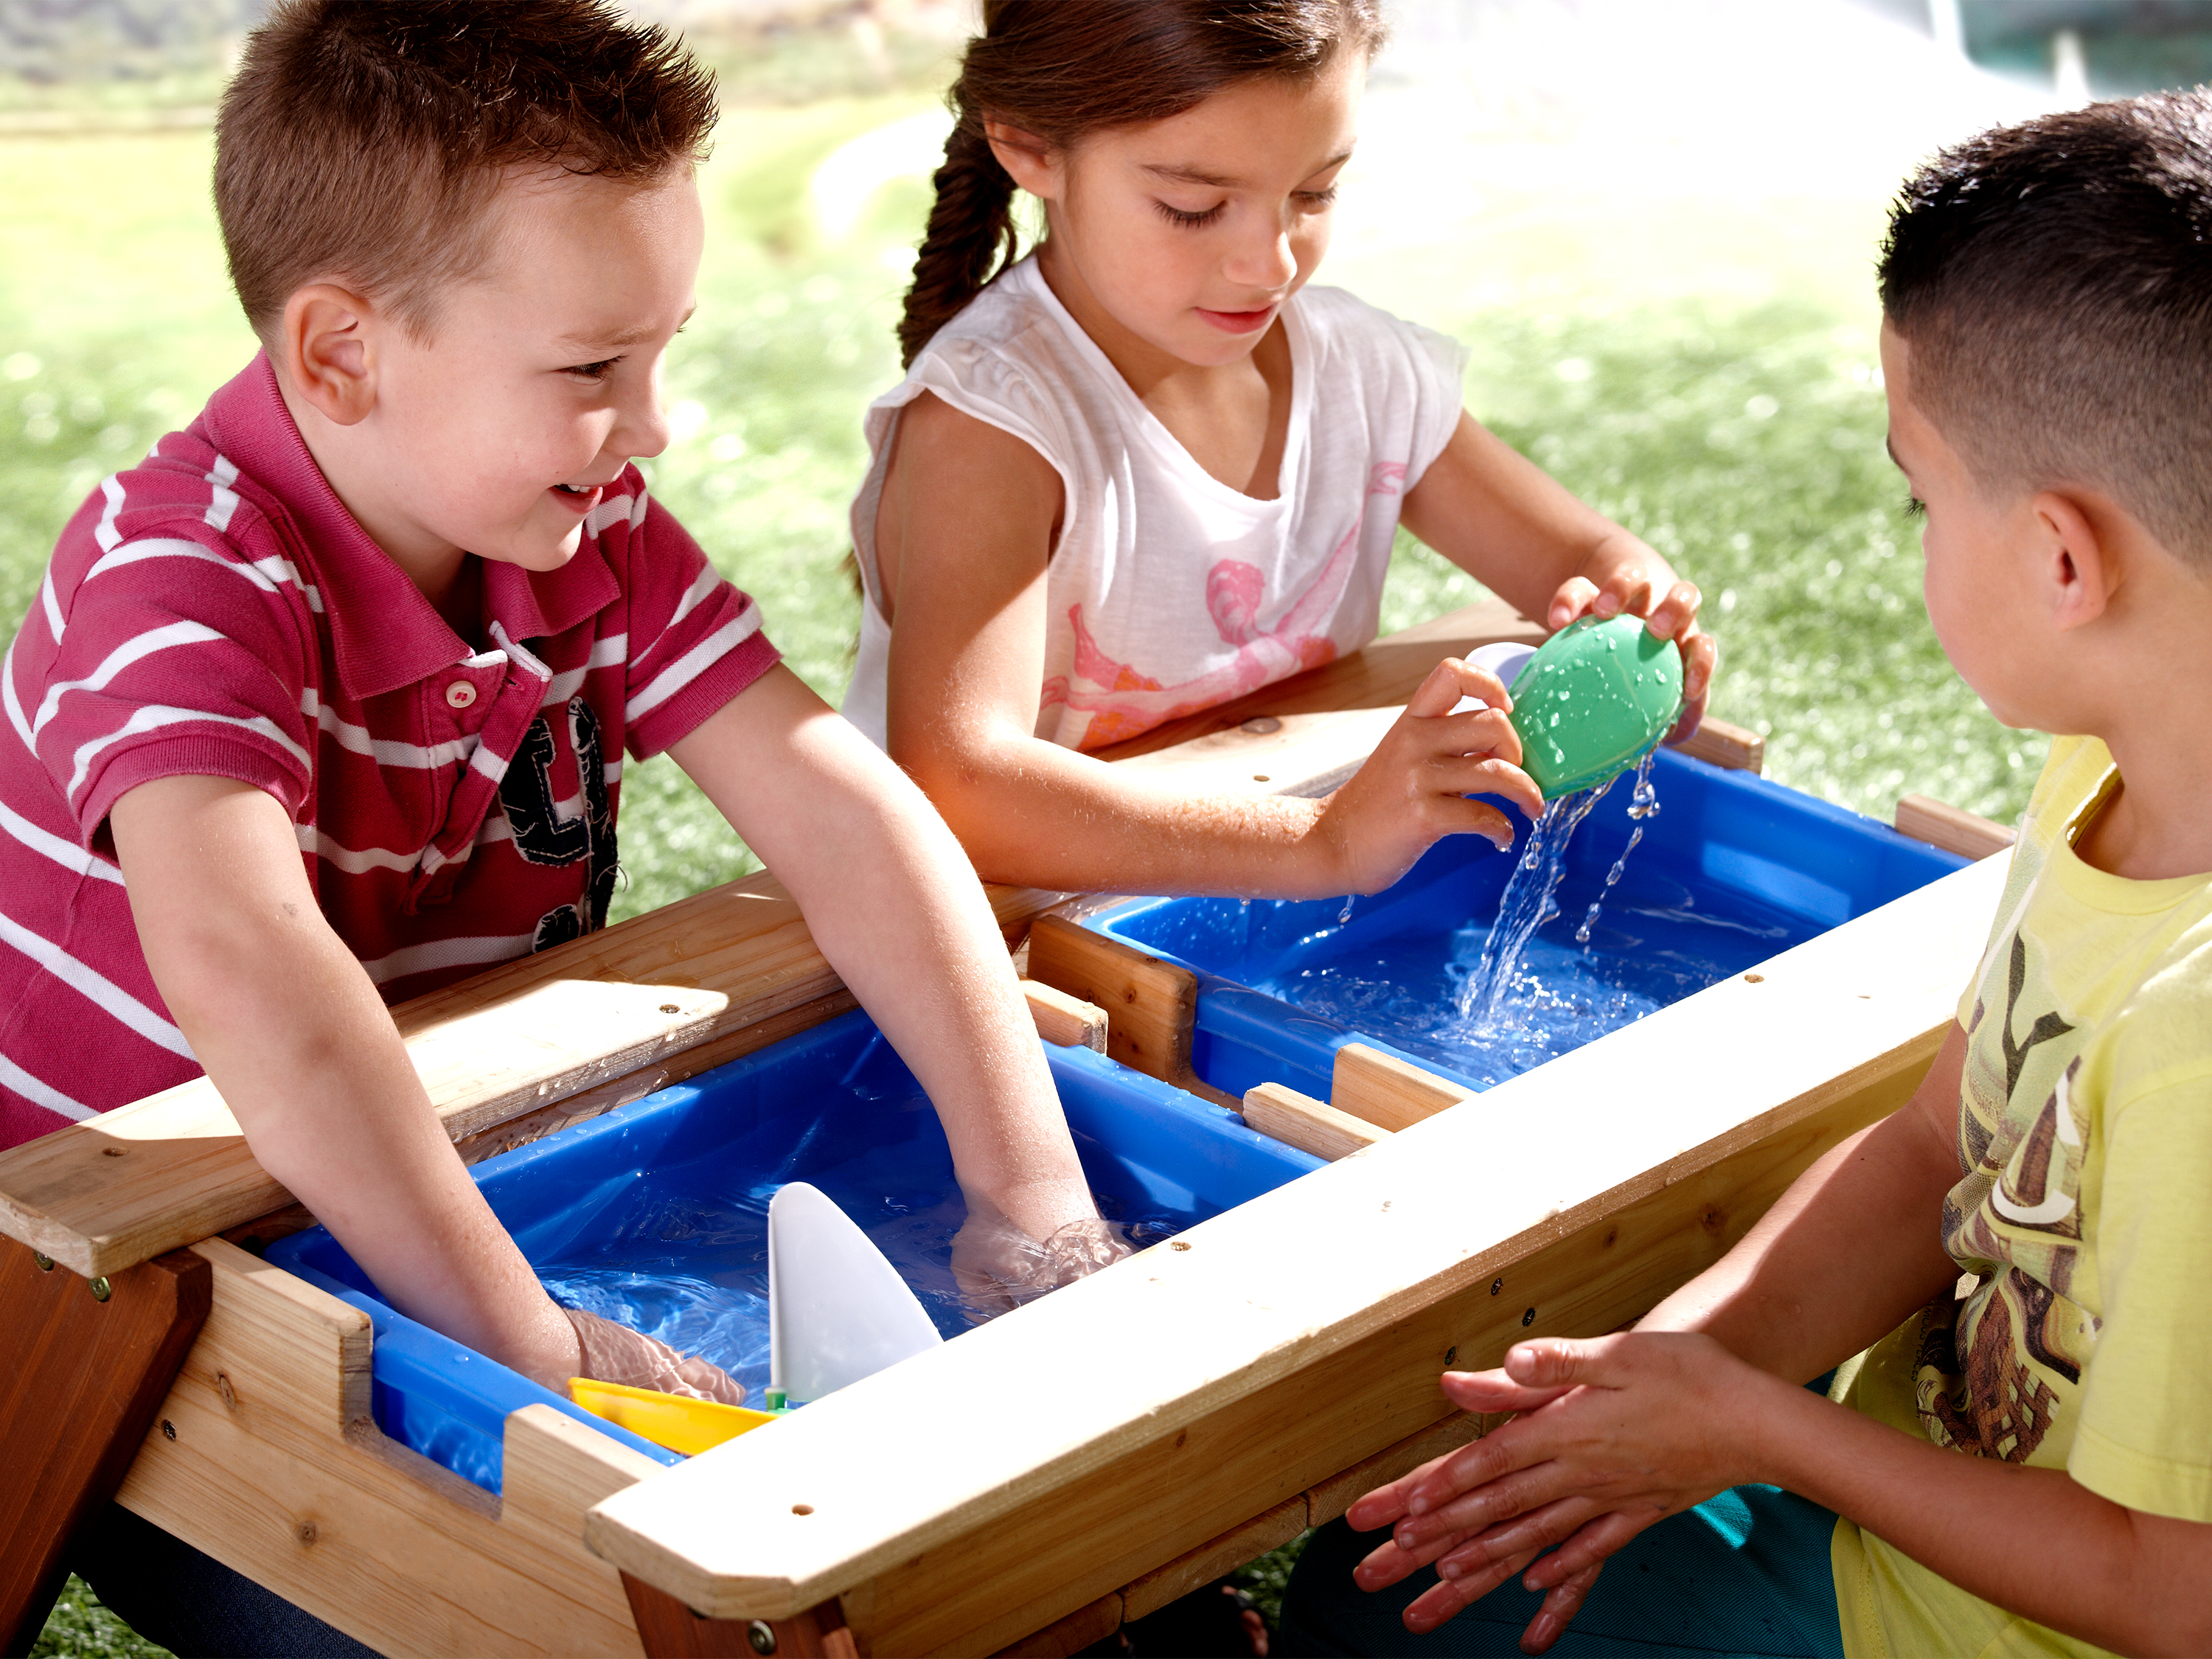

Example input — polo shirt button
[445,681,477,710]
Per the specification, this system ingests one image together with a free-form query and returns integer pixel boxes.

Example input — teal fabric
[1279,1483,1844,1659]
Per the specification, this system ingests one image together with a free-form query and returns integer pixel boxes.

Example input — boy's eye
[1155,200,1225,229]
[1904,493,1927,518]
[566,357,622,381]
[1294,187,1338,211]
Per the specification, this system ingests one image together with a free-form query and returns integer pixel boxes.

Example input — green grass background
[8,45,2045,1658]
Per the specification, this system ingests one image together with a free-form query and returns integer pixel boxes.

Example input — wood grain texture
[1020,982,1109,1053]
[582,859,2006,1641]
[1672,716,1763,774]
[1240,1083,1388,1161]
[0,880,1052,1279]
[1120,1495,1309,1622]
[1304,1413,1485,1527]
[1024,917,1234,1107]
[1330,1045,1472,1133]
[991,1594,1122,1659]
[114,1239,664,1657]
[1896,793,2017,862]
[623,1578,858,1659]
[0,1239,210,1654]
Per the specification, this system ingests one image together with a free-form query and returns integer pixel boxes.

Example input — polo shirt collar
[198,353,620,699]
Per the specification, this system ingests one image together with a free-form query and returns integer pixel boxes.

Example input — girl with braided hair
[843,0,1715,899]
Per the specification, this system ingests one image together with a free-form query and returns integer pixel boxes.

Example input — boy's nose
[619,380,674,460]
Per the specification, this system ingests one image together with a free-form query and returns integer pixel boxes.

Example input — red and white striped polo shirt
[0,354,779,1147]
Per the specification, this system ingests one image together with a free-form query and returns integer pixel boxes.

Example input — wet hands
[1548,558,1717,737]
[562,1304,748,1406]
[1344,1332,1765,1650]
[1315,657,1546,894]
[952,1195,1134,1320]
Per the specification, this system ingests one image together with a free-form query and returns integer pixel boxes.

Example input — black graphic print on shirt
[496,697,619,950]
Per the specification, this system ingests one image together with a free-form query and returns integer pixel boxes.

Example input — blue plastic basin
[266,1010,1320,1493]
[1096,748,1968,1101]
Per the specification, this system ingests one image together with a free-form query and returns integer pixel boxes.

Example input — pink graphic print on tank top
[1047,464,1407,751]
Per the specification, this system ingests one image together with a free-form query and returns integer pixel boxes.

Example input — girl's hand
[1310,657,1547,894]
[1547,560,1717,737]
[1343,1332,1780,1643]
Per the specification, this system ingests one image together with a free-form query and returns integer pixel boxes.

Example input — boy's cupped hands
[1345,1332,1796,1651]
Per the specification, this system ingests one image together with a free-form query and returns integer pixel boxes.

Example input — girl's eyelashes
[1154,199,1225,229]
[1295,187,1338,209]
[1904,493,1927,518]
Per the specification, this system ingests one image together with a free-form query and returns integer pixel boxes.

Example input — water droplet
[1338,898,1354,924]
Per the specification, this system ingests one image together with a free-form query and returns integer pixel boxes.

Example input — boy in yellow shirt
[1281,89,2212,1658]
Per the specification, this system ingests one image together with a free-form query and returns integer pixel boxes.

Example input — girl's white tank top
[842,255,1467,753]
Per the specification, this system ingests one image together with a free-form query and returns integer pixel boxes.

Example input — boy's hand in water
[952,1197,1134,1320]
[1547,560,1717,738]
[563,1305,750,1405]
[1312,657,1546,896]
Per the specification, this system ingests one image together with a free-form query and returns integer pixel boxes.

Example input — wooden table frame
[0,599,2008,1656]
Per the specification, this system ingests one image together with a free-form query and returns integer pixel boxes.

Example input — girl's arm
[1399,412,1717,721]
[669,662,1098,1245]
[878,392,1543,898]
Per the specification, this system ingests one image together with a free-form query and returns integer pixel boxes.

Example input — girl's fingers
[1438,1368,1575,1414]
[1683,630,1717,704]
[1430,705,1520,761]
[1643,580,1703,640]
[1408,656,1512,718]
[1547,577,1599,630]
[1433,1496,1600,1581]
[1592,566,1653,622]
[1434,758,1544,821]
[1522,1507,1656,1588]
[1402,1547,1543,1635]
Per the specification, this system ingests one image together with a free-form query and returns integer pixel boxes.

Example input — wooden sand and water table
[0,598,2017,1659]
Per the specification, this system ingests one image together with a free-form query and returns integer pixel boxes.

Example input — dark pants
[72,1503,380,1659]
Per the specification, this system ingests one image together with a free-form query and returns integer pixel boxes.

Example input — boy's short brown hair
[216,0,717,341]
[1878,90,2212,565]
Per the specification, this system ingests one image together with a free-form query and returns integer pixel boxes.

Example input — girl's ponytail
[897,117,1018,369]
[892,0,1385,370]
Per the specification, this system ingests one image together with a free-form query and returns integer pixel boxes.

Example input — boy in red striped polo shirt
[0,0,1112,1477]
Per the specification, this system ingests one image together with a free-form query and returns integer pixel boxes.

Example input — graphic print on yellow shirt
[1833,734,2212,1659]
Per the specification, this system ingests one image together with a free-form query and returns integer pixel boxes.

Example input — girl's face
[994,53,1364,372]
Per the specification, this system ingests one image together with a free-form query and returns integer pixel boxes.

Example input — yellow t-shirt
[1833,735,2212,1659]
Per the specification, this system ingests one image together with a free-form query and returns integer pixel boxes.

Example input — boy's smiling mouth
[550,481,604,512]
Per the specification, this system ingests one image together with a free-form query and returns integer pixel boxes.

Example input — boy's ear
[2032,488,2116,633]
[983,119,1060,200]
[281,284,380,428]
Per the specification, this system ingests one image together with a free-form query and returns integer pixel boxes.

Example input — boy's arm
[109,776,581,1390]
[1366,1334,2212,1656]
[1399,411,1717,724]
[1637,1018,1971,1371]
[667,664,1096,1244]
[880,392,1543,900]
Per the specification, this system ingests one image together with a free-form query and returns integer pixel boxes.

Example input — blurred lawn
[0,100,2041,933]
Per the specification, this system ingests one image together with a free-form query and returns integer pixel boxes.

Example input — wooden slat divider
[1330,1044,1473,1132]
[1240,1082,1388,1161]
[1896,793,2017,862]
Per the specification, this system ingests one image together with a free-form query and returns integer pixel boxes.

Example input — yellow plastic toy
[566,1377,781,1456]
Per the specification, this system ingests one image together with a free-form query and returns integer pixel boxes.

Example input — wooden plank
[992,1593,1122,1659]
[1092,598,1545,762]
[1896,793,2017,862]
[1023,917,1234,1107]
[580,858,2006,1642]
[1240,1082,1388,1161]
[622,1578,858,1659]
[1304,1413,1486,1527]
[1107,706,1402,801]
[1020,982,1108,1053]
[0,1239,211,1652]
[1329,1044,1472,1132]
[113,1239,665,1657]
[0,879,1054,1279]
[1120,1495,1309,1622]
[1671,715,1762,774]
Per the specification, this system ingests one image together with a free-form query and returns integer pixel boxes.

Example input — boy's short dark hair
[1879,89,2212,563]
[216,0,717,342]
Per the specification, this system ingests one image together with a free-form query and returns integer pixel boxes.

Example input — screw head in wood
[32,1252,52,1270]
[1490,1279,1503,1295]
[89,1276,111,1302]
[161,1420,175,1441]
[1444,1346,1457,1366]
[747,1620,776,1655]
[1521,1307,1536,1327]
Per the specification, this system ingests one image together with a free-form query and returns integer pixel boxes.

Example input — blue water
[532,1126,1182,1403]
